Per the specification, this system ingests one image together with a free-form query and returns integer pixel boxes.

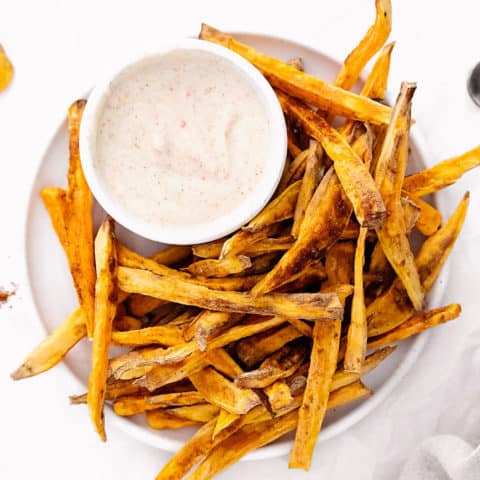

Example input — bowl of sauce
[80,39,287,244]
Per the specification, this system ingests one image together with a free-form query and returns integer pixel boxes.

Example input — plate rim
[22,30,446,462]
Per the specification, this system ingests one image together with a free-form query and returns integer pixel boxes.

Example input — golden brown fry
[243,180,301,233]
[264,380,294,414]
[199,24,392,124]
[112,315,143,332]
[344,228,368,373]
[375,82,423,310]
[213,410,240,438]
[192,239,225,259]
[40,187,68,250]
[236,325,303,368]
[65,99,96,338]
[281,147,311,191]
[285,318,313,337]
[167,404,220,423]
[151,246,192,266]
[324,241,355,286]
[403,192,442,236]
[146,410,199,430]
[368,193,469,335]
[127,294,166,317]
[242,236,294,257]
[111,324,184,347]
[360,41,395,100]
[403,145,480,197]
[334,0,392,90]
[186,255,252,278]
[113,391,204,416]
[292,141,323,238]
[235,342,308,389]
[11,308,86,380]
[401,196,421,233]
[252,168,351,296]
[289,319,341,470]
[87,217,117,441]
[286,57,304,71]
[278,91,386,228]
[368,304,461,349]
[194,311,243,351]
[0,44,14,91]
[189,367,260,414]
[118,266,343,321]
[206,348,243,379]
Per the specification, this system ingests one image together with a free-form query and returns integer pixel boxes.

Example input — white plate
[24,32,447,461]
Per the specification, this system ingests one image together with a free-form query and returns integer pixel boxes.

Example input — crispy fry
[403,192,442,236]
[189,367,260,414]
[292,141,323,237]
[280,147,311,191]
[87,217,117,441]
[40,187,68,250]
[289,319,341,469]
[65,99,96,338]
[360,41,395,100]
[186,255,251,278]
[253,168,351,295]
[0,44,14,91]
[243,180,301,233]
[324,241,355,286]
[192,239,225,259]
[112,315,143,332]
[278,91,386,228]
[285,318,313,337]
[118,266,343,320]
[344,228,368,373]
[206,348,243,379]
[194,311,243,351]
[127,294,166,317]
[375,82,423,310]
[146,411,199,430]
[213,410,240,438]
[167,404,220,423]
[401,196,421,233]
[200,24,392,124]
[334,0,392,90]
[235,342,308,389]
[11,308,86,380]
[151,246,192,266]
[403,145,480,197]
[368,193,469,335]
[113,391,204,416]
[368,304,461,349]
[242,236,294,257]
[264,380,294,414]
[111,324,184,347]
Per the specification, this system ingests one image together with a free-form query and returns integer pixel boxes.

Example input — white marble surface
[1,1,480,478]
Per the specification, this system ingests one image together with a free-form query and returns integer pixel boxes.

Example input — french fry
[151,246,192,266]
[189,367,260,414]
[289,319,341,470]
[206,348,243,379]
[213,410,241,438]
[278,91,386,228]
[279,147,311,192]
[401,196,421,233]
[235,342,308,389]
[113,391,204,416]
[117,266,344,321]
[199,24,392,124]
[146,411,199,430]
[292,141,323,237]
[193,311,243,351]
[360,41,395,100]
[167,404,220,423]
[264,380,294,414]
[40,187,68,250]
[71,377,146,404]
[403,192,442,236]
[111,324,185,347]
[252,168,351,295]
[192,238,225,259]
[242,236,294,257]
[0,44,14,91]
[112,315,143,332]
[367,304,461,349]
[368,193,469,335]
[375,82,423,310]
[87,217,118,441]
[285,318,312,337]
[324,241,355,286]
[344,227,368,373]
[65,99,96,338]
[334,0,392,90]
[127,294,166,317]
[11,308,86,380]
[243,180,301,233]
[403,145,480,197]
[236,324,303,368]
[185,255,252,278]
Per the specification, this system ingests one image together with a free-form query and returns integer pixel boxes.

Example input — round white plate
[25,32,447,461]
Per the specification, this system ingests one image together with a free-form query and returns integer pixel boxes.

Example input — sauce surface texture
[95,49,270,226]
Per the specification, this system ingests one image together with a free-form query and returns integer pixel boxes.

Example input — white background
[1,0,480,478]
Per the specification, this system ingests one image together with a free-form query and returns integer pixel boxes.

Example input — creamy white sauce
[94,49,270,227]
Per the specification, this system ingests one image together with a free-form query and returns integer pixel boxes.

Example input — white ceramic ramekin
[79,38,287,245]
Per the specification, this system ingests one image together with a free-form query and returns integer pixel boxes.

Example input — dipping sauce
[94,49,271,226]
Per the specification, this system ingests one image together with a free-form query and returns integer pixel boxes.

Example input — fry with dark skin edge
[403,145,480,197]
[344,227,368,373]
[87,217,117,441]
[368,304,461,349]
[117,266,344,321]
[278,91,386,229]
[199,24,392,125]
[264,380,294,414]
[194,311,244,351]
[368,193,469,336]
[289,318,341,469]
[404,193,442,236]
[11,308,86,380]
[65,99,96,338]
[375,82,423,310]
[252,168,351,296]
[277,148,310,193]
[185,256,251,278]
[112,315,143,332]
